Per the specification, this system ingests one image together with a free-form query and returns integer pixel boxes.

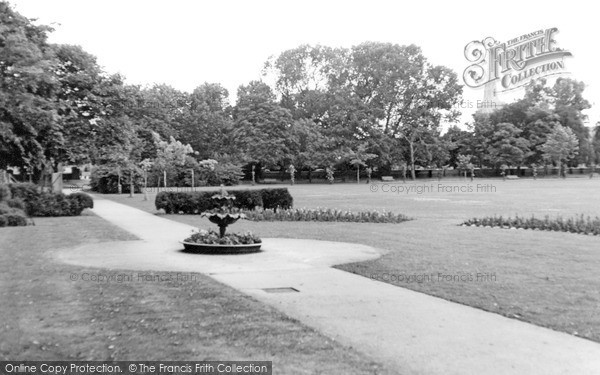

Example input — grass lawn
[0,213,395,374]
[102,177,600,342]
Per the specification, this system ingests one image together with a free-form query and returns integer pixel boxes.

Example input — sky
[8,0,600,129]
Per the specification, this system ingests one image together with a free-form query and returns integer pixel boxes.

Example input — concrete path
[56,196,600,375]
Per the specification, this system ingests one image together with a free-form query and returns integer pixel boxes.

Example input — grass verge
[0,213,393,374]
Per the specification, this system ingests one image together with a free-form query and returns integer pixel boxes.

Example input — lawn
[102,177,600,342]
[0,213,395,374]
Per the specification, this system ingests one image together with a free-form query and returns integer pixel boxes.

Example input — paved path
[56,196,600,375]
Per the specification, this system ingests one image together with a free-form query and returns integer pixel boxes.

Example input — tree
[540,125,579,175]
[152,134,195,187]
[591,123,600,165]
[551,79,591,165]
[265,43,462,176]
[345,144,376,183]
[287,119,333,182]
[232,81,293,173]
[0,1,58,180]
[442,125,473,167]
[353,44,462,179]
[177,83,235,160]
[456,154,473,178]
[263,44,338,120]
[485,123,530,168]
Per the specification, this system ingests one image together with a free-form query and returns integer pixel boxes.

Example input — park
[2,1,600,374]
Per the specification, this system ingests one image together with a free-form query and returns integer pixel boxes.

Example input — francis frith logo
[463,27,572,92]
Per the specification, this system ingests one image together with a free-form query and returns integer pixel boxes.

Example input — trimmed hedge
[261,188,293,210]
[3,183,93,217]
[155,188,292,214]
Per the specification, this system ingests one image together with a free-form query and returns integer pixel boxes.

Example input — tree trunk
[256,162,263,181]
[409,141,416,180]
[129,170,134,197]
[356,165,360,184]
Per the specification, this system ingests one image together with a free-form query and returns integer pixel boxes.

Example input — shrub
[155,188,288,214]
[2,183,89,218]
[0,184,11,202]
[212,163,244,186]
[1,212,28,226]
[232,190,263,210]
[68,192,94,209]
[5,198,26,211]
[8,183,40,214]
[0,203,17,215]
[155,192,219,214]
[260,188,293,210]
[0,202,28,227]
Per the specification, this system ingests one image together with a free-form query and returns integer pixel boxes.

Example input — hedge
[3,183,93,217]
[155,188,293,214]
[0,188,28,227]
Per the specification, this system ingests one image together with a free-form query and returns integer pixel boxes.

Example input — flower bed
[185,229,261,245]
[182,229,262,254]
[239,207,411,223]
[461,214,600,236]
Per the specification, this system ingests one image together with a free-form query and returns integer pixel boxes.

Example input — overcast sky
[8,0,599,128]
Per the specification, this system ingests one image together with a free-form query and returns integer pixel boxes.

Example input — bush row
[0,184,27,226]
[462,215,600,235]
[155,188,293,214]
[1,183,93,218]
[240,207,411,223]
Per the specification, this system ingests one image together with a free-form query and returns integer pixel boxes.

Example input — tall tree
[263,44,338,120]
[232,81,293,170]
[0,1,58,180]
[177,83,235,160]
[540,124,579,173]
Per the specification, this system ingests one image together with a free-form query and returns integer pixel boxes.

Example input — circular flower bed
[181,229,262,254]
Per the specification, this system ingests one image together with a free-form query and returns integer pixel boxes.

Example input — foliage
[0,184,11,201]
[155,190,261,214]
[540,124,579,166]
[184,229,261,245]
[462,214,600,235]
[175,83,236,160]
[259,188,293,210]
[241,207,411,223]
[7,183,39,214]
[0,210,28,227]
[210,162,244,186]
[90,164,143,194]
[3,182,89,217]
[154,188,292,214]
[232,81,293,167]
[68,192,94,209]
[1,1,594,181]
